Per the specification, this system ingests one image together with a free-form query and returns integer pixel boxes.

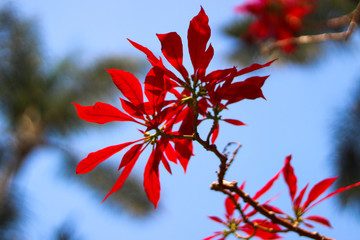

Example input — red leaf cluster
[237,0,315,52]
[73,7,273,208]
[283,155,360,228]
[206,155,360,239]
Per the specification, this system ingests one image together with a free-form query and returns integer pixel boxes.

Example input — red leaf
[262,204,285,214]
[120,98,145,120]
[225,194,239,217]
[302,177,337,211]
[118,143,143,170]
[203,68,234,83]
[243,169,282,212]
[76,140,140,174]
[253,170,282,200]
[144,150,161,208]
[306,180,360,212]
[144,66,166,112]
[128,38,159,65]
[128,38,184,85]
[304,215,332,228]
[283,155,297,201]
[198,98,210,116]
[208,216,225,224]
[174,138,193,172]
[211,123,219,144]
[157,32,189,79]
[102,146,143,202]
[294,183,309,210]
[243,75,269,88]
[236,59,276,76]
[222,82,265,101]
[73,102,135,124]
[164,141,178,164]
[188,7,211,73]
[161,156,172,174]
[106,69,144,106]
[223,119,246,126]
[179,107,194,135]
[240,220,282,239]
[203,232,222,240]
[304,222,315,228]
[198,43,214,79]
[240,181,246,190]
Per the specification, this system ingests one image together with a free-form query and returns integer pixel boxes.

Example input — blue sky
[4,0,360,239]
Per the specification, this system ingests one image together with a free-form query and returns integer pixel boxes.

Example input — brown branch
[194,133,228,184]
[211,181,335,240]
[262,0,360,53]
[326,13,353,29]
[226,190,290,235]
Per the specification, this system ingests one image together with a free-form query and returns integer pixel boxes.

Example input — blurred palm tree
[333,80,360,211]
[0,5,153,238]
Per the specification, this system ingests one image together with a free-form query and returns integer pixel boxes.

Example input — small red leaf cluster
[236,0,315,52]
[73,7,273,208]
[283,155,360,228]
[206,155,360,239]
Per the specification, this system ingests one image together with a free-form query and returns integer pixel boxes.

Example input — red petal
[304,215,332,228]
[106,69,144,106]
[73,102,135,124]
[302,177,337,211]
[188,7,211,73]
[118,143,143,170]
[102,146,143,202]
[223,119,246,126]
[144,150,161,208]
[157,32,189,79]
[283,155,297,201]
[76,140,139,174]
[211,123,219,144]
